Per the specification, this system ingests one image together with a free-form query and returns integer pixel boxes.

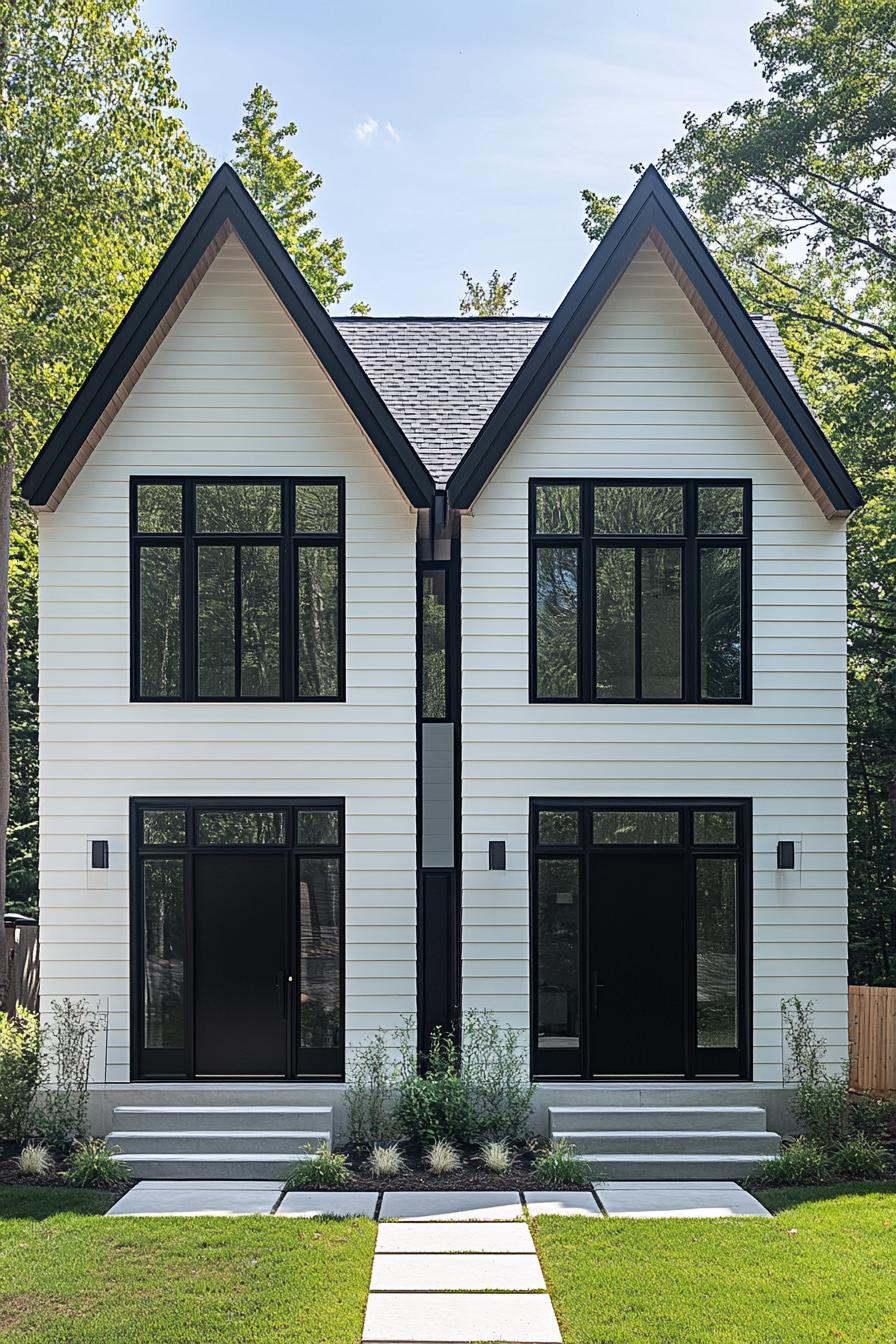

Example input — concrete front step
[549,1105,768,1133]
[111,1152,309,1180]
[583,1153,771,1180]
[108,1130,328,1156]
[554,1129,781,1157]
[112,1105,333,1136]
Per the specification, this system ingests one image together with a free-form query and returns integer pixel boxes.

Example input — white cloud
[385,121,401,143]
[354,115,378,144]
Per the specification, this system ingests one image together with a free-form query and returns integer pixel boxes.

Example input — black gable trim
[21,164,434,509]
[446,166,862,515]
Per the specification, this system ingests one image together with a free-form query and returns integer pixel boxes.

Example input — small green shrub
[16,1141,54,1178]
[849,1092,895,1141]
[782,997,852,1149]
[345,1031,396,1147]
[832,1135,892,1181]
[33,998,104,1149]
[532,1137,592,1186]
[369,1143,405,1178]
[462,1009,535,1143]
[285,1142,351,1191]
[0,1008,41,1142]
[749,1137,832,1188]
[64,1139,127,1188]
[425,1139,462,1174]
[478,1138,515,1174]
[394,1024,473,1144]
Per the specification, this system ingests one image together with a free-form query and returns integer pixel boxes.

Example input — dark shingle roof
[334,313,806,487]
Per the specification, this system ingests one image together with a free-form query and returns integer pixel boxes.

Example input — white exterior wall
[461,242,849,1084]
[38,236,417,1082]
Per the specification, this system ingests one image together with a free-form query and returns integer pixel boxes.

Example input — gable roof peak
[446,166,861,518]
[21,163,434,510]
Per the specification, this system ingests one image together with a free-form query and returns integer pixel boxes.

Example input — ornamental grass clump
[478,1139,515,1174]
[64,1139,127,1189]
[532,1137,592,1186]
[285,1142,351,1191]
[15,1141,54,1178]
[425,1138,462,1175]
[369,1143,405,1178]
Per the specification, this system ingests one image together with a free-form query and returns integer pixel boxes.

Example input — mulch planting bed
[0,1143,134,1194]
[329,1143,593,1192]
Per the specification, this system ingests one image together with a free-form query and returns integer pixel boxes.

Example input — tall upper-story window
[530,479,750,704]
[131,478,345,701]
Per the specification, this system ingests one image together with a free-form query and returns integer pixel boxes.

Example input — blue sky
[142,0,768,315]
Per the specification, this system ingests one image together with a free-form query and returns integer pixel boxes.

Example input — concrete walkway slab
[276,1192,377,1219]
[363,1291,561,1342]
[596,1180,772,1218]
[376,1221,535,1254]
[105,1179,282,1217]
[379,1191,522,1221]
[370,1252,546,1292]
[525,1190,603,1217]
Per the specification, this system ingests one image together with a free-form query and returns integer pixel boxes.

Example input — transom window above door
[131,479,344,701]
[529,480,750,704]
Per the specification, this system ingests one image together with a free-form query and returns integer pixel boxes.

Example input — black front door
[193,853,288,1077]
[588,850,688,1076]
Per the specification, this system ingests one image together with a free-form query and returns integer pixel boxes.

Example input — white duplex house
[21,165,862,1179]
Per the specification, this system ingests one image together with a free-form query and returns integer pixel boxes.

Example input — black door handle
[592,975,605,1012]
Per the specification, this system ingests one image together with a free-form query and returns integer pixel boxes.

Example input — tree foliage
[233,84,360,310]
[583,0,896,982]
[459,269,518,316]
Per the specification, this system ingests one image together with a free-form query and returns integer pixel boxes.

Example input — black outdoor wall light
[776,840,795,870]
[91,840,109,869]
[488,841,506,870]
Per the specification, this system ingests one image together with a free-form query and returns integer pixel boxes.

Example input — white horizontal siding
[461,242,848,1082]
[38,236,417,1080]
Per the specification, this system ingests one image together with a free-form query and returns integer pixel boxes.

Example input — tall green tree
[233,84,364,310]
[582,0,896,982]
[459,269,518,316]
[0,0,211,986]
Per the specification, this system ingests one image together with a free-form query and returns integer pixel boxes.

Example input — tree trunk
[0,356,11,1012]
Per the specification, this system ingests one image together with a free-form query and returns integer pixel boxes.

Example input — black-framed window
[529,480,751,704]
[530,798,750,1081]
[133,798,344,1081]
[131,478,345,701]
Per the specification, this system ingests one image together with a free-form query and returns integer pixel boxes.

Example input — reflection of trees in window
[696,857,738,1047]
[197,810,286,845]
[536,858,580,1048]
[297,546,339,697]
[299,857,341,1049]
[143,859,185,1049]
[700,548,742,699]
[536,548,578,698]
[139,548,182,697]
[421,571,447,719]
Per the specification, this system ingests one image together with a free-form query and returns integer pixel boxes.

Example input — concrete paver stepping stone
[363,1291,561,1343]
[524,1190,603,1217]
[376,1221,535,1253]
[596,1180,772,1219]
[370,1252,546,1292]
[276,1192,378,1218]
[379,1190,522,1221]
[106,1179,282,1217]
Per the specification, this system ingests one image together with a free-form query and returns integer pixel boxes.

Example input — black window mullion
[684,482,698,702]
[284,483,295,700]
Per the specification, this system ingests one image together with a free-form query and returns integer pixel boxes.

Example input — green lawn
[532,1182,896,1344]
[0,1186,376,1344]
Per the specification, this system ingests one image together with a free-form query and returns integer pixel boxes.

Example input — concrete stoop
[549,1103,781,1179]
[109,1104,333,1180]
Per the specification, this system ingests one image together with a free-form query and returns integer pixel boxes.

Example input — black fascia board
[446,166,862,514]
[21,164,434,509]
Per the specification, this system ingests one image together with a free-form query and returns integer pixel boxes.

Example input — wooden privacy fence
[3,922,39,1016]
[849,984,896,1096]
